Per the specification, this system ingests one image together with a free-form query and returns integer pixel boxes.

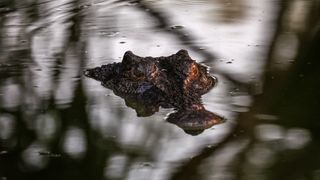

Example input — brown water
[1,0,319,180]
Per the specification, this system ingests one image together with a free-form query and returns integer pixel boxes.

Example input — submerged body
[84,50,223,135]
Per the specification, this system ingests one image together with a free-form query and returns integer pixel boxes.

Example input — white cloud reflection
[0,114,15,140]
[62,127,87,159]
[284,128,311,150]
[21,142,49,171]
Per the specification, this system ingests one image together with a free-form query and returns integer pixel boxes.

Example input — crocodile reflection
[84,50,224,135]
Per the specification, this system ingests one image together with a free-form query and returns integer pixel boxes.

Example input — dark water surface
[1,0,320,180]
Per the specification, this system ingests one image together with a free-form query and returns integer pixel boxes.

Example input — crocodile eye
[191,64,199,77]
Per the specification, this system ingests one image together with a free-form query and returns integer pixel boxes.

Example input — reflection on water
[1,0,320,180]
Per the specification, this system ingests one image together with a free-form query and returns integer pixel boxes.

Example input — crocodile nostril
[83,70,92,77]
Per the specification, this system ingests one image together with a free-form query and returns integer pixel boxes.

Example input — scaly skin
[84,50,224,135]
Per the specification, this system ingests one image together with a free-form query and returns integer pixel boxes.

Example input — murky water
[1,0,319,180]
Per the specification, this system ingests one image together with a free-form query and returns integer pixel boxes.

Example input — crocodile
[84,50,224,135]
